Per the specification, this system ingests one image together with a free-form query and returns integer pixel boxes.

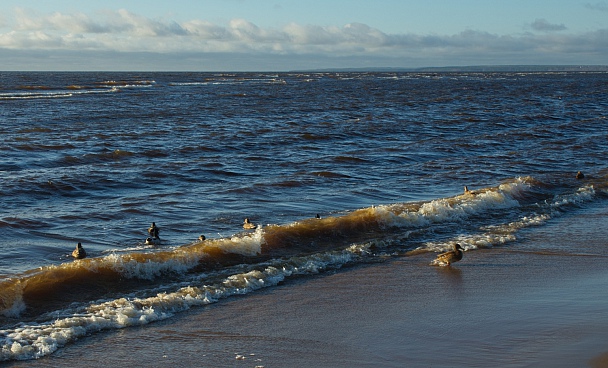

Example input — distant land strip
[299,65,608,73]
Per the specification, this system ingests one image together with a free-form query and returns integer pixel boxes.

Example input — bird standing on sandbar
[148,222,160,239]
[431,243,464,266]
[72,242,87,259]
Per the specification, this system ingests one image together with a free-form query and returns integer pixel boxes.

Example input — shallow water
[10,203,608,368]
[1,71,607,361]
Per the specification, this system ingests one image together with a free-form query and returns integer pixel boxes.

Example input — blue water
[1,71,607,361]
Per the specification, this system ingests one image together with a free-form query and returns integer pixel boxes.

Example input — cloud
[0,9,401,54]
[584,2,608,12]
[530,19,567,32]
[12,8,188,36]
[1,8,607,70]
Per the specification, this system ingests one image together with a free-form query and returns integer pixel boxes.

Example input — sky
[0,0,607,71]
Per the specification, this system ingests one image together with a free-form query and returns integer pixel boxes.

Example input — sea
[0,70,607,362]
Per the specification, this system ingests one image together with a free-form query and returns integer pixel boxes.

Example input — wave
[0,246,356,361]
[0,176,603,361]
[311,171,351,178]
[95,80,155,88]
[0,79,153,101]
[169,76,286,87]
[0,87,119,100]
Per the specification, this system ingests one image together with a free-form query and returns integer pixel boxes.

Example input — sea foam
[0,244,361,361]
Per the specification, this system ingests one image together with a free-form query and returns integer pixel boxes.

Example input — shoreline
[9,246,608,368]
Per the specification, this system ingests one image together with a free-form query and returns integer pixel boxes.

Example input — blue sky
[1,0,607,71]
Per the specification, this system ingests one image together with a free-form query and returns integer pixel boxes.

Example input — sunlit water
[1,71,607,361]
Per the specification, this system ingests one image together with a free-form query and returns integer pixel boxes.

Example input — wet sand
[10,251,608,368]
[8,208,608,368]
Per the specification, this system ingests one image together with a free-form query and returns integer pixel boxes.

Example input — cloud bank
[585,2,608,12]
[1,8,607,70]
[530,19,567,32]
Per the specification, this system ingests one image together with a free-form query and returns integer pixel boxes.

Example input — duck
[198,235,206,241]
[243,218,256,229]
[576,171,584,179]
[315,214,321,219]
[145,237,161,246]
[431,243,464,266]
[72,242,87,259]
[148,222,160,239]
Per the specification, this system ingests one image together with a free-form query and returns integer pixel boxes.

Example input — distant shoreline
[298,64,608,73]
[2,65,608,73]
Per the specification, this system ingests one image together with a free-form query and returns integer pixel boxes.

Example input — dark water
[1,71,607,361]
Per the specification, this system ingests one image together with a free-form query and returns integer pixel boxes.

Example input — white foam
[169,77,284,87]
[103,253,198,280]
[422,182,592,254]
[225,227,264,256]
[0,88,118,100]
[81,230,263,282]
[376,180,527,229]
[0,290,26,319]
[550,185,595,209]
[0,92,74,100]
[0,245,360,362]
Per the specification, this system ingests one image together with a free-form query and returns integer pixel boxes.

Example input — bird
[315,214,321,219]
[145,237,160,246]
[431,243,464,266]
[198,235,206,241]
[243,218,256,229]
[148,222,160,239]
[576,171,584,179]
[72,242,87,259]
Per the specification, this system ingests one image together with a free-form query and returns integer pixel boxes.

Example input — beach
[2,71,608,366]
[9,205,608,368]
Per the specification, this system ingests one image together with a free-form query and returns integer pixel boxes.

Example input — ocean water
[0,71,607,361]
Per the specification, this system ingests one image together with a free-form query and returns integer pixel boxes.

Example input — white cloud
[1,7,607,70]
